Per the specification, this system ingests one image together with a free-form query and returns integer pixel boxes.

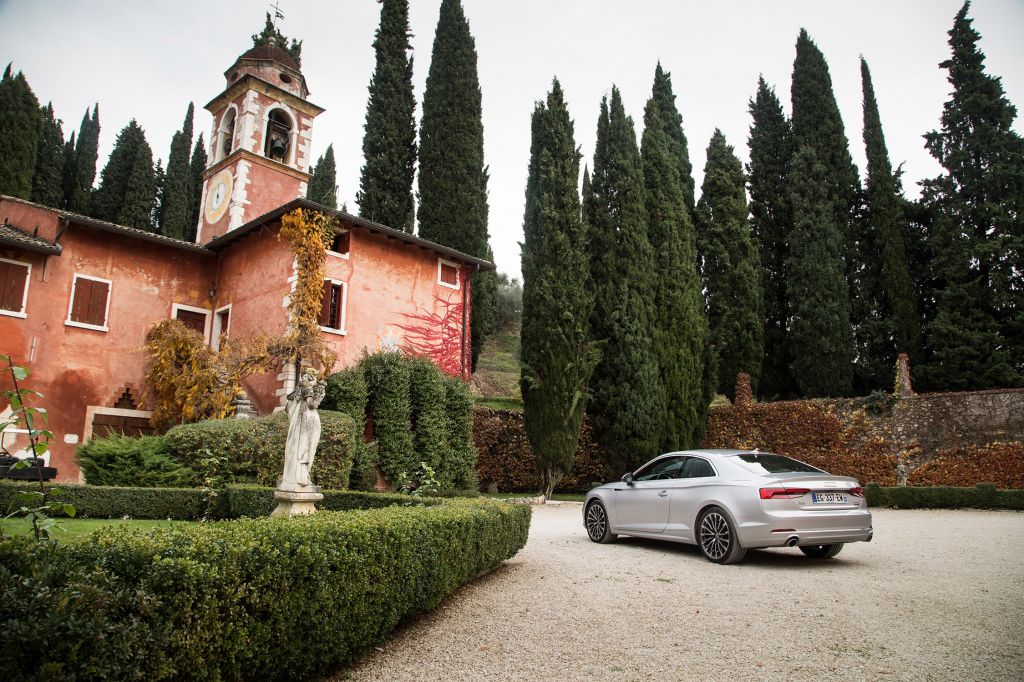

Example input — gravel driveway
[336,504,1024,681]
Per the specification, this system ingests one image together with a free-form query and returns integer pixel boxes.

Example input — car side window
[681,457,716,478]
[634,456,685,481]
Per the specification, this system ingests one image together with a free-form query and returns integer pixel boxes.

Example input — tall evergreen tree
[586,87,661,473]
[418,0,495,370]
[650,63,696,213]
[641,98,706,450]
[150,159,165,232]
[187,133,207,241]
[791,30,861,335]
[747,76,797,399]
[580,165,591,224]
[357,0,416,232]
[787,145,854,397]
[521,81,601,498]
[160,103,195,239]
[309,144,339,208]
[0,65,42,199]
[856,58,921,390]
[695,130,763,401]
[61,131,76,208]
[92,119,155,231]
[31,103,65,207]
[920,1,1024,389]
[251,12,303,66]
[66,105,100,214]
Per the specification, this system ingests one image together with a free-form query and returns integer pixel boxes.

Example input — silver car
[583,449,873,564]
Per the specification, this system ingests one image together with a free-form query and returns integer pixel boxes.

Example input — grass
[472,325,521,402]
[1,517,192,541]
[474,396,524,411]
[482,492,586,502]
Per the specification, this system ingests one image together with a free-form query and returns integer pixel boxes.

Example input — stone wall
[891,388,1024,453]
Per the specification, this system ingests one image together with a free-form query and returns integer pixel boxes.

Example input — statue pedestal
[271,485,323,517]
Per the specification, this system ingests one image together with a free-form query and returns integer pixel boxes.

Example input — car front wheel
[585,500,616,543]
[799,543,844,559]
[697,506,747,564]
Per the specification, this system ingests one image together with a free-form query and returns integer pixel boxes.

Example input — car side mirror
[621,472,634,486]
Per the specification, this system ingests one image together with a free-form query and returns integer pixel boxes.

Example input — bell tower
[195,40,325,243]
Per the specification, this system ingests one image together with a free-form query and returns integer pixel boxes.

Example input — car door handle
[658,490,668,497]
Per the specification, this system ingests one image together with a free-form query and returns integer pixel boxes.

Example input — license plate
[812,492,847,504]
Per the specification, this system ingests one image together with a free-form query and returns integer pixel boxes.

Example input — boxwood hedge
[0,499,531,681]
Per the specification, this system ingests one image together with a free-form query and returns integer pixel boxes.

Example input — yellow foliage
[277,207,338,374]
[143,320,274,429]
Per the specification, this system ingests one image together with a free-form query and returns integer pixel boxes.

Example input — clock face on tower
[204,169,234,224]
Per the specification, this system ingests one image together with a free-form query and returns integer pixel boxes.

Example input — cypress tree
[857,58,920,389]
[67,104,100,214]
[0,65,42,199]
[650,63,696,213]
[791,30,860,328]
[520,81,601,498]
[357,0,416,231]
[418,0,495,370]
[580,165,591,224]
[92,119,155,231]
[586,87,660,474]
[641,98,706,450]
[150,159,165,232]
[920,2,1024,389]
[251,12,303,66]
[61,131,76,208]
[787,145,854,397]
[31,103,65,207]
[309,144,338,208]
[187,133,207,240]
[747,76,797,399]
[160,103,195,239]
[695,130,763,401]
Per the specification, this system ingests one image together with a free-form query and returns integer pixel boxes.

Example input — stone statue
[272,368,326,517]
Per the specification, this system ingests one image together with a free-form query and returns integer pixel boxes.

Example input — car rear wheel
[585,501,616,543]
[799,543,844,559]
[697,506,747,564]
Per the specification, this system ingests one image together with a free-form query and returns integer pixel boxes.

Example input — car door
[666,457,719,542]
[614,456,684,534]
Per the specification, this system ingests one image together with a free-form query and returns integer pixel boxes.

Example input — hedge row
[865,483,1024,510]
[0,499,531,681]
[907,442,1024,488]
[473,407,607,492]
[0,481,435,521]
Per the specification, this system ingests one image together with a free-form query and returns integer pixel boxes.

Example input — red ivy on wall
[396,290,467,378]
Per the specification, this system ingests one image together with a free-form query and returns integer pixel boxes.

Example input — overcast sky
[2,0,1022,279]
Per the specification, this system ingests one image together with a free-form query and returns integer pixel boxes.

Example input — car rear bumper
[737,509,873,548]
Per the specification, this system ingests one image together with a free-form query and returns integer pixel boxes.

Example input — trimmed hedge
[0,499,531,681]
[164,410,356,490]
[865,483,1024,510]
[0,481,438,521]
[323,366,376,491]
[76,435,198,488]
[907,442,1024,488]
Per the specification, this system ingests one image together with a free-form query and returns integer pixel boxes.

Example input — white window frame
[0,256,31,319]
[437,258,460,290]
[212,303,232,351]
[65,273,112,332]
[326,229,351,260]
[319,278,348,336]
[171,303,213,343]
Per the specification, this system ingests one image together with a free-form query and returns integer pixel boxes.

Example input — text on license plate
[812,492,847,504]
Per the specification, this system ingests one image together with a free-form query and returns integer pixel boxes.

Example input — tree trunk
[541,467,563,501]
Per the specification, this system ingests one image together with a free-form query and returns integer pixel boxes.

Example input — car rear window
[734,454,823,474]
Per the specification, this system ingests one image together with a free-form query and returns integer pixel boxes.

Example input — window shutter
[175,309,207,335]
[86,280,109,326]
[319,280,332,326]
[0,261,28,312]
[70,278,90,322]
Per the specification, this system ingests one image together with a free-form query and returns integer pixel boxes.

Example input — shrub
[409,356,449,476]
[75,435,198,488]
[164,411,356,490]
[444,375,478,490]
[907,442,1024,488]
[0,481,215,520]
[363,351,416,484]
[864,482,1024,510]
[322,366,376,491]
[0,499,531,681]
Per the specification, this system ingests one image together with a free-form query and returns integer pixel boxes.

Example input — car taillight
[849,487,864,497]
[759,487,811,499]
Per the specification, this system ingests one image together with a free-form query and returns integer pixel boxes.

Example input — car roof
[661,448,769,458]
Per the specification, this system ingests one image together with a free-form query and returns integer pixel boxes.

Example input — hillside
[471,325,523,411]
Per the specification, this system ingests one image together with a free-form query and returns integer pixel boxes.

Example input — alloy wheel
[700,511,730,560]
[586,502,608,542]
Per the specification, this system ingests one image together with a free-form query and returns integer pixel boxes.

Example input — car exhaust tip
[785,535,800,547]
[866,531,873,542]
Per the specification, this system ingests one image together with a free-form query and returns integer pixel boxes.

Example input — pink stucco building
[0,42,492,482]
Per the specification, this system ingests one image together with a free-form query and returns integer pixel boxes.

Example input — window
[318,279,347,335]
[219,108,237,161]
[680,457,716,479]
[172,303,211,341]
[634,456,685,481]
[327,230,350,257]
[438,258,459,289]
[66,274,111,331]
[0,257,30,318]
[212,305,231,351]
[264,109,293,164]
[734,454,823,474]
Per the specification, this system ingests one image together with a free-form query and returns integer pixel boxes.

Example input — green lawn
[482,492,586,502]
[1,517,192,541]
[474,396,524,411]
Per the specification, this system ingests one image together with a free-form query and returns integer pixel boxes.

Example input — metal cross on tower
[270,1,285,29]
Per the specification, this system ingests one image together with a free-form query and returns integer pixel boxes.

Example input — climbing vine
[278,207,339,372]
